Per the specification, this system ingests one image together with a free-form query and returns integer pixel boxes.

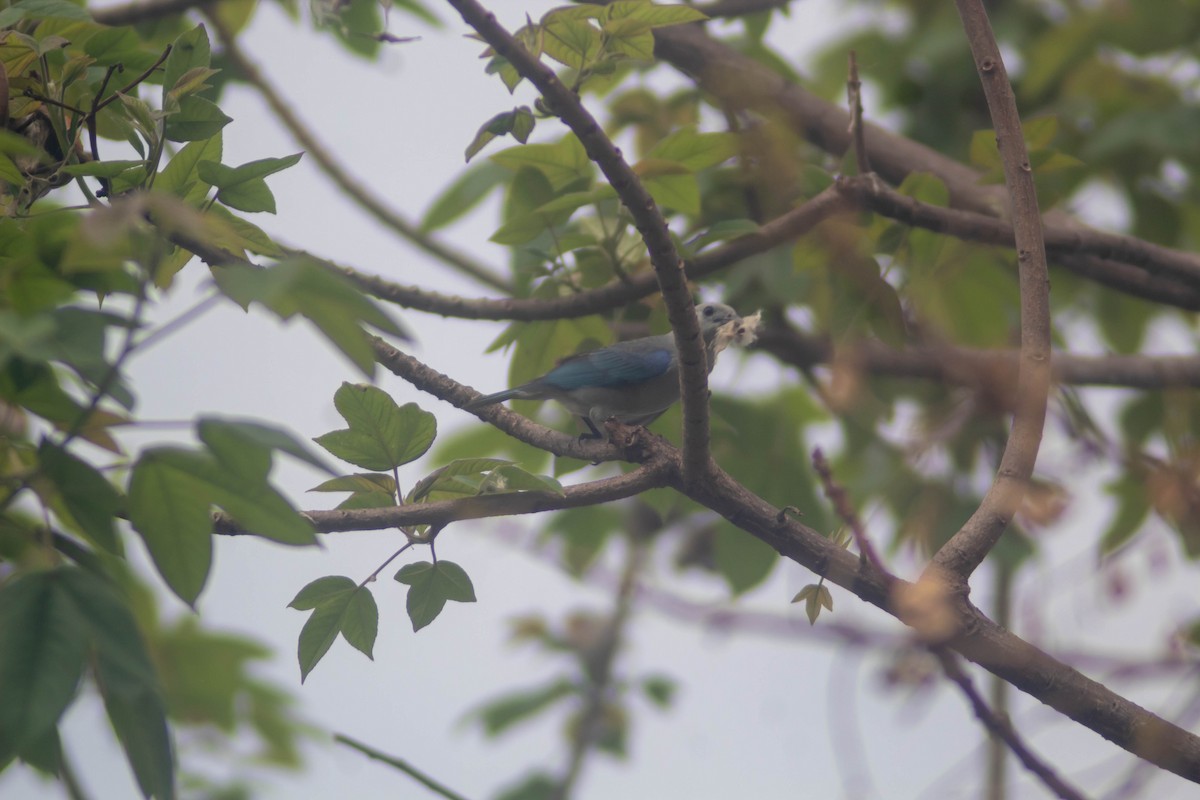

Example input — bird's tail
[464,388,524,410]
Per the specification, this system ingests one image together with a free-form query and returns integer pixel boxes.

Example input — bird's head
[696,302,740,338]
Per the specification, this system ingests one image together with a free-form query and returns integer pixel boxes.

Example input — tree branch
[213,460,670,535]
[930,0,1052,582]
[206,13,512,293]
[755,325,1200,389]
[652,23,1200,304]
[835,175,1200,310]
[673,455,1200,784]
[336,184,849,318]
[444,0,715,482]
[935,649,1089,800]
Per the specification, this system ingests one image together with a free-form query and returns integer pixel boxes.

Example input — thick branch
[652,24,1200,302]
[213,461,669,535]
[756,326,1200,389]
[836,176,1200,310]
[444,0,714,481]
[339,185,849,318]
[930,1,1052,582]
[670,453,1200,784]
[206,14,511,293]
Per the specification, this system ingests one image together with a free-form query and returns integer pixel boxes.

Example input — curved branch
[929,1,1052,582]
[444,0,715,481]
[673,454,1200,784]
[652,23,1200,302]
[214,459,670,535]
[338,185,849,318]
[756,326,1200,389]
[836,176,1200,309]
[206,14,512,293]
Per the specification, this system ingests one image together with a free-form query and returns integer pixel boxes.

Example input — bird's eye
[703,305,714,317]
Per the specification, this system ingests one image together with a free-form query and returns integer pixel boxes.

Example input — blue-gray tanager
[466,303,744,439]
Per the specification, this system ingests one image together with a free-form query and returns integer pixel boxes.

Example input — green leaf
[0,154,24,185]
[205,204,284,257]
[0,0,90,26]
[713,521,778,595]
[83,26,144,67]
[603,1,707,29]
[36,441,122,553]
[477,464,564,496]
[407,457,511,503]
[163,24,212,95]
[310,472,396,495]
[647,128,738,171]
[59,159,147,179]
[470,679,575,737]
[157,133,223,204]
[197,153,302,212]
[465,108,537,162]
[640,674,677,709]
[55,568,175,800]
[1100,475,1150,556]
[491,135,591,191]
[689,218,759,251]
[643,172,699,215]
[164,96,232,143]
[542,17,603,70]
[289,577,377,681]
[314,383,436,471]
[394,560,476,631]
[214,257,407,375]
[546,505,621,576]
[0,571,88,751]
[288,575,357,610]
[129,445,317,604]
[128,448,216,606]
[421,161,509,231]
[198,417,335,479]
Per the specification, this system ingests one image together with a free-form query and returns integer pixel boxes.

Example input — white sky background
[4,0,1200,798]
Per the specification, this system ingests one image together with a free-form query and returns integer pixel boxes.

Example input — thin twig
[333,734,474,800]
[93,45,172,114]
[846,51,871,174]
[811,447,890,578]
[935,649,1089,800]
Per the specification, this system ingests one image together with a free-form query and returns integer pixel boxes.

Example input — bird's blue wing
[541,346,673,390]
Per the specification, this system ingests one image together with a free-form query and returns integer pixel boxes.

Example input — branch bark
[756,326,1200,389]
[214,460,669,535]
[652,23,1200,304]
[929,0,1051,583]
[444,0,714,481]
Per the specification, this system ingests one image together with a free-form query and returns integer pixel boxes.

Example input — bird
[465,303,743,439]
